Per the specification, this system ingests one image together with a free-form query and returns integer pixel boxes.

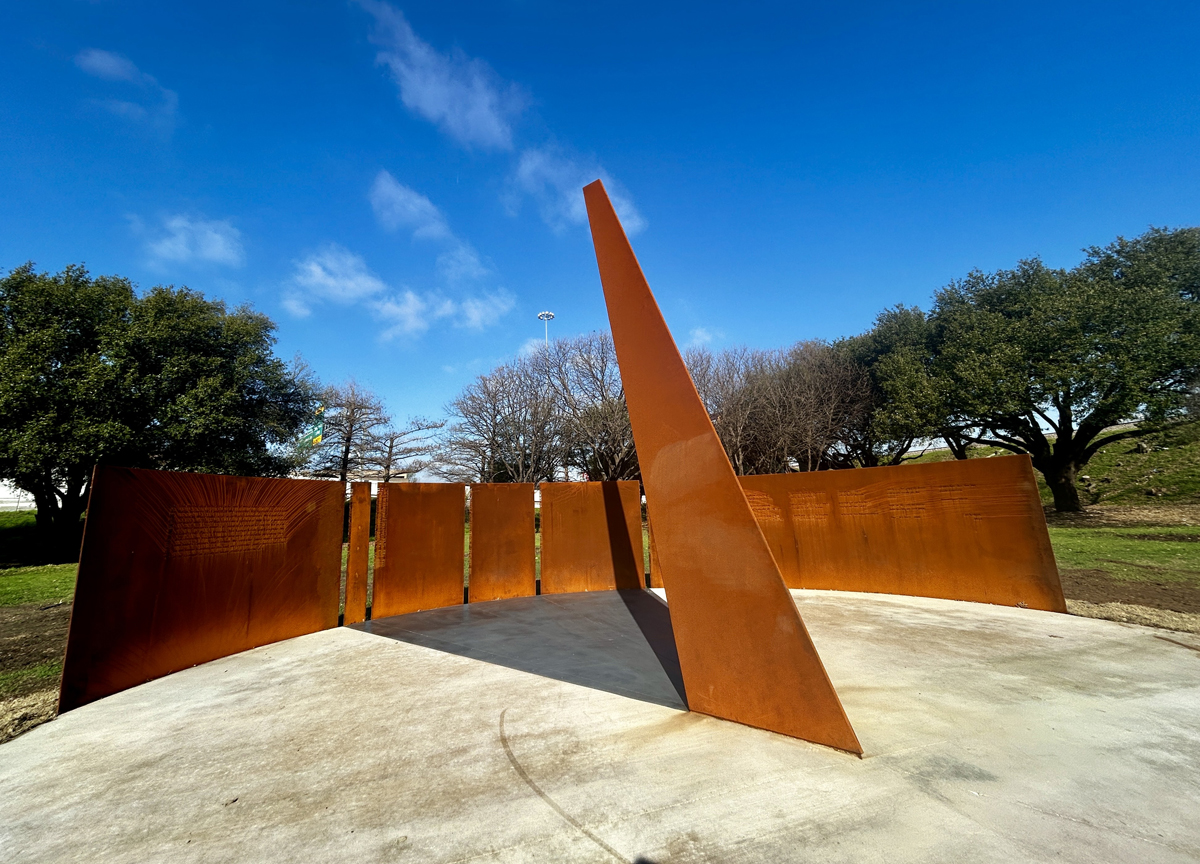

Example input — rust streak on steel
[59,466,343,713]
[469,483,536,602]
[372,483,466,618]
[740,457,1066,611]
[584,179,861,753]
[540,481,643,594]
[345,481,372,625]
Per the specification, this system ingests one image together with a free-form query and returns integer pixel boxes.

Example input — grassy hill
[906,423,1200,507]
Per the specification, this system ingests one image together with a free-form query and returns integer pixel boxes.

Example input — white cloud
[285,244,512,337]
[509,147,646,235]
[358,1,521,151]
[369,171,450,238]
[436,242,488,282]
[374,290,511,340]
[519,337,546,357]
[688,327,715,346]
[374,290,442,338]
[458,291,515,329]
[145,215,244,267]
[76,49,147,84]
[286,245,387,315]
[75,48,178,133]
[370,170,490,283]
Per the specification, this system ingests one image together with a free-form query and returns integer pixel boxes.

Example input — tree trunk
[30,485,88,563]
[1043,462,1084,512]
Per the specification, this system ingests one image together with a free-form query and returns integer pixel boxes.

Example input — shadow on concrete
[355,590,688,710]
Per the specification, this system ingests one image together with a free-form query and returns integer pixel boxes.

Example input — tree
[364,417,444,481]
[931,227,1200,511]
[686,342,872,473]
[0,264,318,558]
[306,380,390,483]
[837,305,945,466]
[537,332,639,481]
[435,357,564,483]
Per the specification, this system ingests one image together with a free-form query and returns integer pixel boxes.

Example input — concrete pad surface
[1,590,1198,863]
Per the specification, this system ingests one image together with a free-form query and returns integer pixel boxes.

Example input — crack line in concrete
[1154,634,1200,653]
[498,709,630,863]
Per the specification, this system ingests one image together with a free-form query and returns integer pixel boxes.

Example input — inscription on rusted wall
[739,456,1065,611]
[60,467,343,713]
[166,506,289,558]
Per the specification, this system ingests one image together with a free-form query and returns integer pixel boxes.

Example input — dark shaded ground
[357,590,688,710]
[0,602,70,697]
[1059,569,1200,615]
[0,601,70,744]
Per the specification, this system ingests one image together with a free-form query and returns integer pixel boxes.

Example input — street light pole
[538,311,555,346]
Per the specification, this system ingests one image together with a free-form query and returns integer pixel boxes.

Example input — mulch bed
[0,602,71,698]
[1059,569,1200,615]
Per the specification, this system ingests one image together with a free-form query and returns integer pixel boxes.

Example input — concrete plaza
[1,590,1198,862]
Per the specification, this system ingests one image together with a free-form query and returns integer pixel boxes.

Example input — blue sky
[3,1,1199,422]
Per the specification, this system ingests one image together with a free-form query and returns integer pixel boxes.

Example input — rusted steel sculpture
[540,481,644,594]
[372,482,466,617]
[60,466,343,713]
[345,482,372,625]
[469,483,536,602]
[584,180,861,753]
[741,458,1066,611]
[647,521,664,590]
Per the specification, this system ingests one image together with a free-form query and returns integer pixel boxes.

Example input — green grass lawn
[0,661,62,698]
[0,563,77,606]
[1048,526,1200,584]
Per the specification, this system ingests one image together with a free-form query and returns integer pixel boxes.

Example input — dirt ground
[0,602,70,745]
[1058,568,1200,614]
[1044,503,1200,527]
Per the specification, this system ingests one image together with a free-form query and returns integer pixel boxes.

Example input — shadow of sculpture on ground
[356,591,688,710]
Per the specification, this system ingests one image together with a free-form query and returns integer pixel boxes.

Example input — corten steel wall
[739,455,1066,612]
[540,481,644,594]
[647,521,664,589]
[372,483,466,617]
[345,482,371,625]
[469,483,536,602]
[59,466,343,713]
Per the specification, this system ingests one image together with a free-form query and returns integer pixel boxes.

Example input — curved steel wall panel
[372,483,466,618]
[345,481,371,625]
[59,466,343,713]
[469,483,536,602]
[540,481,643,594]
[739,456,1065,611]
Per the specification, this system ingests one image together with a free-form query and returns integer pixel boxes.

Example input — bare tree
[538,332,639,480]
[435,357,564,482]
[365,417,444,481]
[686,342,872,473]
[307,380,390,483]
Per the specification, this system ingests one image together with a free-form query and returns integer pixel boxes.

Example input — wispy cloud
[75,48,178,133]
[285,245,386,315]
[688,327,716,346]
[284,243,512,337]
[358,1,522,151]
[355,5,644,238]
[141,214,244,267]
[370,170,489,282]
[508,147,646,235]
[519,337,546,357]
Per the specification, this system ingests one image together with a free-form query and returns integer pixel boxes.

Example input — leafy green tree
[0,263,317,559]
[838,305,945,466]
[931,227,1200,511]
